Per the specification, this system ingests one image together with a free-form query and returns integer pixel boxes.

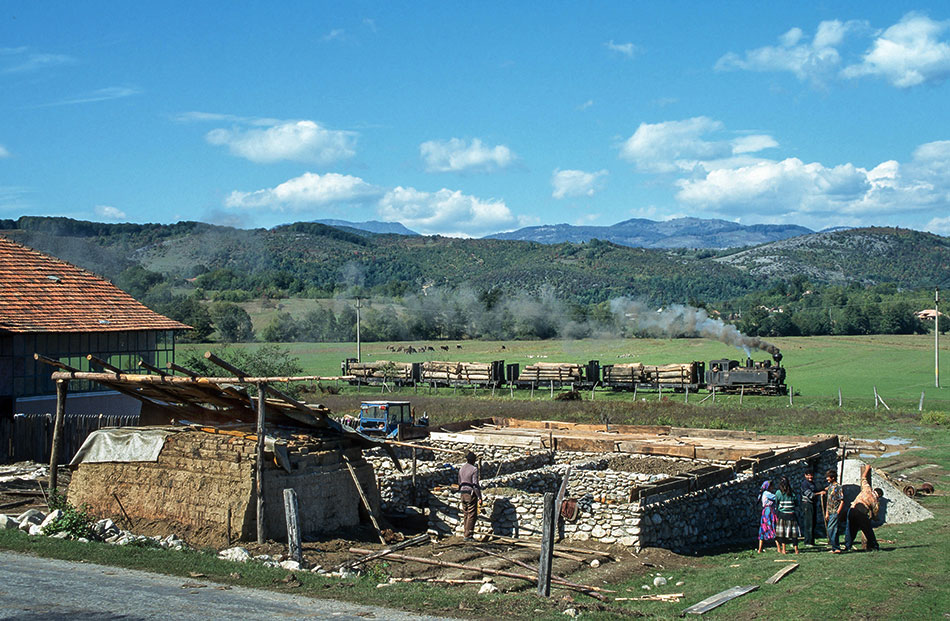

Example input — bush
[922,411,950,427]
[43,492,96,540]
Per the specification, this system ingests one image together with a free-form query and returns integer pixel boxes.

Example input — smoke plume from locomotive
[612,300,781,359]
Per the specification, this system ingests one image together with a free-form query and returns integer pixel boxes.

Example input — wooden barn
[0,235,188,458]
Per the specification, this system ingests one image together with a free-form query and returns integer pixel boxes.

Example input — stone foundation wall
[639,449,837,552]
[427,448,837,552]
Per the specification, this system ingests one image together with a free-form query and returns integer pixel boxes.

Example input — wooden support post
[411,448,418,505]
[256,383,266,544]
[591,382,596,401]
[343,454,386,544]
[633,383,637,400]
[49,380,67,493]
[739,385,744,406]
[658,384,662,401]
[550,380,554,399]
[530,382,535,399]
[283,488,302,564]
[788,386,793,407]
[538,491,555,597]
[838,387,842,407]
[712,386,716,403]
[919,391,925,411]
[684,385,688,404]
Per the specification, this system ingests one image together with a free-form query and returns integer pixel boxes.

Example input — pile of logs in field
[604,362,699,384]
[347,360,413,379]
[517,362,583,383]
[422,361,493,382]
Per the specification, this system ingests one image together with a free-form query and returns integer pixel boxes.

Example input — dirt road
[0,552,448,621]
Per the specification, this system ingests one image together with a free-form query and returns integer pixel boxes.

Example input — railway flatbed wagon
[602,361,705,393]
[419,360,506,387]
[507,360,600,389]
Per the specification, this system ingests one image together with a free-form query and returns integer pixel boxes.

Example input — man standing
[823,469,845,554]
[844,464,882,552]
[801,469,818,546]
[458,452,482,539]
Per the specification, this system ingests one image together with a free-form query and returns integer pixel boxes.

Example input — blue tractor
[353,401,428,439]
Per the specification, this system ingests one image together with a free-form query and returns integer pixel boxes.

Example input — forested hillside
[1,216,946,343]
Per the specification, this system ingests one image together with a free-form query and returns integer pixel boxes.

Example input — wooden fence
[0,413,140,464]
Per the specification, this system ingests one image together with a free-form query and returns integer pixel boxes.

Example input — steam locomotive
[342,351,787,395]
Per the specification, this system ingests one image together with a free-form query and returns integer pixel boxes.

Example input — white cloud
[377,186,515,237]
[732,134,779,154]
[551,169,608,199]
[0,145,9,158]
[322,29,345,42]
[673,138,950,225]
[225,172,380,210]
[420,138,515,173]
[206,120,357,164]
[577,99,594,111]
[619,117,777,173]
[926,216,950,236]
[715,19,865,85]
[842,13,950,88]
[94,205,127,220]
[605,40,637,58]
[43,86,141,107]
[1,51,76,74]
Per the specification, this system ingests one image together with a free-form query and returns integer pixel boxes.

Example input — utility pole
[356,297,362,363]
[936,287,940,389]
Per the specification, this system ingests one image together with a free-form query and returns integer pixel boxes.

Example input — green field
[178,334,950,413]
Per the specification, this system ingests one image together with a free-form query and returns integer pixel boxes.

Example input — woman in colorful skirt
[774,476,801,554]
[758,480,779,553]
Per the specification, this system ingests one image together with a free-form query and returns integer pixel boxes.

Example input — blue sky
[2,2,950,237]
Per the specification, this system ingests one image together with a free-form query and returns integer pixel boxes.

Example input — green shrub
[43,492,96,540]
[922,411,950,426]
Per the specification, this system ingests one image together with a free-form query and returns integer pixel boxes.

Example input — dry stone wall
[638,449,837,552]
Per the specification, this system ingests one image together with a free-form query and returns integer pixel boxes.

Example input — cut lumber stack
[646,363,697,384]
[603,363,645,383]
[422,361,493,382]
[604,362,700,384]
[517,362,583,382]
[346,360,413,379]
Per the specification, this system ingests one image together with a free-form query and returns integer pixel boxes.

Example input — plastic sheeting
[69,427,292,472]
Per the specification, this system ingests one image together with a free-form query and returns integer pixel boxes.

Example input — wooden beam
[256,386,266,545]
[49,380,67,493]
[343,454,386,545]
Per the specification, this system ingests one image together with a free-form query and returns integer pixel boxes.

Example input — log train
[341,351,787,395]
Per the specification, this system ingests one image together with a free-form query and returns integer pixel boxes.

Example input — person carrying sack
[458,452,482,539]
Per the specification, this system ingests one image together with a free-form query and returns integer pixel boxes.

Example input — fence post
[873,386,879,409]
[538,492,555,597]
[49,380,67,493]
[919,391,925,411]
[838,387,842,407]
[283,488,302,564]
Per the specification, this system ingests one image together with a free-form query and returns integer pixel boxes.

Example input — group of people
[758,464,883,554]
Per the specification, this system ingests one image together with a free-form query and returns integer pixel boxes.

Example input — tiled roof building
[0,235,188,407]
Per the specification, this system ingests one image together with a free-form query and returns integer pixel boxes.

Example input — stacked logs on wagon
[604,362,701,384]
[517,362,583,382]
[421,361,493,382]
[347,360,413,379]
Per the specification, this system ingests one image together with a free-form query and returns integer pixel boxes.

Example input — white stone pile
[0,509,187,550]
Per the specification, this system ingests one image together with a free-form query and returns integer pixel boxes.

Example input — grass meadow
[178,334,950,414]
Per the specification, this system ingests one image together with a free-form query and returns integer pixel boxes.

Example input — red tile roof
[0,235,189,333]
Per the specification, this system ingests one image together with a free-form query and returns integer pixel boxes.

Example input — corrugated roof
[0,235,189,333]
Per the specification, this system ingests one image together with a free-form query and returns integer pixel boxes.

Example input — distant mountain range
[485,217,815,249]
[313,219,419,236]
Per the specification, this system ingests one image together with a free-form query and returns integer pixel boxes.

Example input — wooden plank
[283,488,302,564]
[618,442,697,459]
[765,562,799,584]
[671,428,757,440]
[255,388,266,545]
[343,454,387,545]
[555,437,616,453]
[682,585,759,615]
